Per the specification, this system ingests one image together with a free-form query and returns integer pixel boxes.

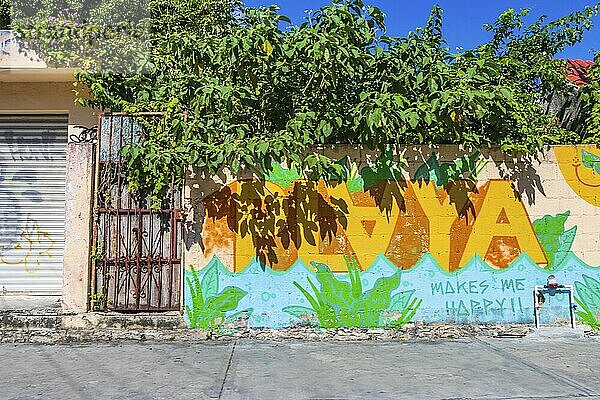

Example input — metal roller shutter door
[0,115,67,294]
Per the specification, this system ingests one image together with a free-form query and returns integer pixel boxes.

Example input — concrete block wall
[182,145,600,328]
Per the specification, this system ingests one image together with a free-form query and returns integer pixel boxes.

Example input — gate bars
[91,114,182,311]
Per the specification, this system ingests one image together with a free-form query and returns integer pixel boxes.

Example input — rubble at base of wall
[1,321,598,344]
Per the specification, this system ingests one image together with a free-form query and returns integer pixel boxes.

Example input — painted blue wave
[184,252,599,328]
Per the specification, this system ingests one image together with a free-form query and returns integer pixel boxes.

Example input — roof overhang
[0,67,76,82]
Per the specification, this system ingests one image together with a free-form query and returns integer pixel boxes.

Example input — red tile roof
[566,59,595,86]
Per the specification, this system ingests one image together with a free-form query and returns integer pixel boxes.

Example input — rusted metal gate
[91,114,182,311]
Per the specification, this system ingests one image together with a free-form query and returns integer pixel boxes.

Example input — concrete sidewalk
[0,336,598,400]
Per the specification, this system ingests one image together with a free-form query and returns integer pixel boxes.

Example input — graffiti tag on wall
[0,131,58,278]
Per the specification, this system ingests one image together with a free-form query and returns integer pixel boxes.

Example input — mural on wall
[201,150,547,273]
[574,275,600,329]
[184,146,600,329]
[185,259,251,329]
[184,254,600,329]
[283,255,421,329]
[556,145,600,207]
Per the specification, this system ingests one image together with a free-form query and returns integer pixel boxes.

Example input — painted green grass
[574,274,600,330]
[284,255,421,329]
[186,262,250,329]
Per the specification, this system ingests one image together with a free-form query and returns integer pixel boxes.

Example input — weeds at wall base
[1,321,598,344]
[187,323,538,342]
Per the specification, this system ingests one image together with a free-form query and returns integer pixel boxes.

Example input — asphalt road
[0,336,599,400]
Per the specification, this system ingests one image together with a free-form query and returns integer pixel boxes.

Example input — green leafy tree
[13,0,600,196]
[10,0,151,70]
[581,53,600,142]
[0,0,10,29]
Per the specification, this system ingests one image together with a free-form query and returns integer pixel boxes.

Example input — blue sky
[244,0,600,60]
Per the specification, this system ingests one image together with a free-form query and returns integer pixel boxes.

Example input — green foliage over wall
[0,0,10,29]
[13,0,600,196]
[10,0,151,69]
[581,54,600,143]
[413,151,485,188]
[284,256,421,328]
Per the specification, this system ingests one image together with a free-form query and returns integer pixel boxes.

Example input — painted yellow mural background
[556,145,600,207]
[201,178,547,273]
[185,145,600,274]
